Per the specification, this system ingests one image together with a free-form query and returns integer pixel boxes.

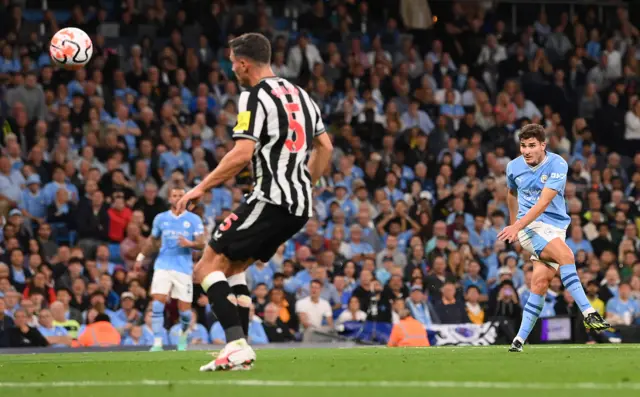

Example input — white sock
[582,307,596,316]
[514,336,524,344]
[154,337,163,346]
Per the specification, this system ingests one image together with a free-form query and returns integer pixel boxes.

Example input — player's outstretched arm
[498,187,557,243]
[135,236,161,270]
[308,133,333,184]
[506,188,518,226]
[176,140,255,213]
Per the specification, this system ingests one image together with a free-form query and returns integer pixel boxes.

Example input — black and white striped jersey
[232,76,325,218]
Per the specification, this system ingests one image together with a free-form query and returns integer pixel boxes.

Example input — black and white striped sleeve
[310,99,326,137]
[233,90,265,142]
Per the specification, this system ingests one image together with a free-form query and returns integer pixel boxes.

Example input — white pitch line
[1,379,640,390]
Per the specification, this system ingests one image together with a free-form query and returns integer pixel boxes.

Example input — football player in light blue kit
[135,187,205,352]
[498,124,610,352]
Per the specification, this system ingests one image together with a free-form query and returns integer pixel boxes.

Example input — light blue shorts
[517,221,567,270]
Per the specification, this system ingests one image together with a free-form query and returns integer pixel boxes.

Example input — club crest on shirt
[540,174,548,183]
[183,221,190,228]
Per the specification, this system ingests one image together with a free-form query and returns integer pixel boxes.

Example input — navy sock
[559,264,595,315]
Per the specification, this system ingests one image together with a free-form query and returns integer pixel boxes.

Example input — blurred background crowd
[0,0,640,348]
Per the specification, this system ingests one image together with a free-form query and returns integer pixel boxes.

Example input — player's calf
[229,272,251,336]
[150,299,166,351]
[511,263,553,350]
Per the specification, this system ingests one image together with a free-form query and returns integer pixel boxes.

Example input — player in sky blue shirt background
[135,187,205,352]
[498,124,610,352]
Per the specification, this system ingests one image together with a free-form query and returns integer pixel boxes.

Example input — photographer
[488,274,522,322]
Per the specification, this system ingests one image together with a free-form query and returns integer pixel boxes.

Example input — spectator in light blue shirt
[606,283,640,325]
[401,99,435,135]
[169,310,209,345]
[298,266,340,308]
[42,166,79,205]
[109,105,141,157]
[122,325,147,346]
[211,178,236,216]
[247,261,275,290]
[159,135,194,178]
[347,224,375,263]
[0,45,20,73]
[19,174,47,226]
[565,225,593,256]
[383,172,404,204]
[37,309,71,348]
[328,183,357,223]
[462,261,488,298]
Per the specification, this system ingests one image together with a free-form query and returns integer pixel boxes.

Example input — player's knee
[531,277,550,295]
[559,249,575,266]
[151,295,167,305]
[152,300,165,313]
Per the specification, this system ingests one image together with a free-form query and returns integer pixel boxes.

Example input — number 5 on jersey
[284,103,304,153]
[213,213,238,240]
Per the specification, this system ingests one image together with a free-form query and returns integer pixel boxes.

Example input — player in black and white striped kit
[176,33,333,371]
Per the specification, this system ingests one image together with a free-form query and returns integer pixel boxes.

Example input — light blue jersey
[152,211,205,275]
[506,151,571,229]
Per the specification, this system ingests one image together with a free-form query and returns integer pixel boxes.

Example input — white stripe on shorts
[237,201,266,231]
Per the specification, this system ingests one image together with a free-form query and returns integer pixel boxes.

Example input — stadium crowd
[1,0,640,348]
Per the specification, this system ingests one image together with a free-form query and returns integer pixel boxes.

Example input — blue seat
[53,11,71,23]
[50,223,76,246]
[108,243,122,264]
[273,17,290,31]
[23,9,43,22]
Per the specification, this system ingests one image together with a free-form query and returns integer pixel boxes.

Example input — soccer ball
[49,27,93,70]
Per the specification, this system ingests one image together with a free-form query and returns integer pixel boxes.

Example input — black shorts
[208,200,308,262]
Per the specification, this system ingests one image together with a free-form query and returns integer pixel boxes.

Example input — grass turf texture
[2,345,640,397]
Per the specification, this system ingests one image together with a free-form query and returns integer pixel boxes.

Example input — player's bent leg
[150,294,167,352]
[199,253,255,372]
[539,238,610,331]
[176,300,192,352]
[510,261,554,352]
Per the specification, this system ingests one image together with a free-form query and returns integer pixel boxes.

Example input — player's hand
[177,236,193,248]
[497,224,521,244]
[176,186,204,214]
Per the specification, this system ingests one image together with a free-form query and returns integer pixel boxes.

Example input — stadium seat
[22,9,44,22]
[108,243,122,264]
[98,23,120,38]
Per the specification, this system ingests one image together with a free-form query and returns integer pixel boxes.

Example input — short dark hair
[229,33,272,65]
[519,124,546,142]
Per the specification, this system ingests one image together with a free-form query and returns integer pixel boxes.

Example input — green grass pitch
[2,345,640,397]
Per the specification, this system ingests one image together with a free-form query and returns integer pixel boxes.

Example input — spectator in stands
[606,282,640,326]
[406,285,439,327]
[296,279,333,337]
[262,302,295,343]
[0,297,14,347]
[434,282,470,324]
[37,308,72,347]
[8,307,47,348]
[50,300,80,339]
[465,286,485,325]
[77,311,121,347]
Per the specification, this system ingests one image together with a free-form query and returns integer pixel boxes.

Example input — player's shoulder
[185,211,203,223]
[155,211,169,221]
[506,156,525,174]
[547,151,568,168]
